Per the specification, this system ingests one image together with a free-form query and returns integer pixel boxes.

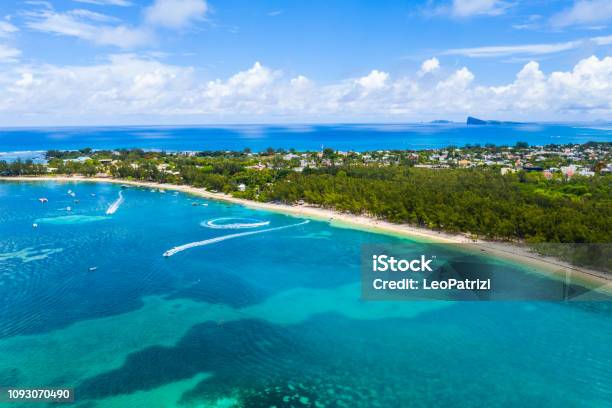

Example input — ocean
[1,123,611,157]
[0,181,611,407]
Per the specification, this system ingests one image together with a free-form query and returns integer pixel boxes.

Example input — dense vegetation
[263,166,611,243]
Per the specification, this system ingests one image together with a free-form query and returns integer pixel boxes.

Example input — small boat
[32,223,38,228]
[68,192,76,197]
[88,266,98,272]
[66,206,72,211]
[74,199,80,203]
[202,203,208,206]
[38,198,48,203]
[192,202,198,206]
[91,193,96,197]
[120,185,130,189]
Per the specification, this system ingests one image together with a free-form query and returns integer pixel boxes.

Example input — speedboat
[38,197,48,203]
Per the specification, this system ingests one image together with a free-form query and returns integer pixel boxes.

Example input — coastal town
[1,142,611,181]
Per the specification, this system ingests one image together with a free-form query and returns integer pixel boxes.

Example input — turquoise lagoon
[0,181,611,407]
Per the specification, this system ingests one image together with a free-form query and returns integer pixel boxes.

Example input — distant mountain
[430,120,453,124]
[467,116,524,125]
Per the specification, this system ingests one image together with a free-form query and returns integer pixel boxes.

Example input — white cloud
[2,55,612,122]
[0,44,21,62]
[444,40,581,57]
[0,20,18,37]
[25,7,152,48]
[550,0,612,28]
[356,70,389,90]
[69,9,121,23]
[73,0,133,6]
[144,0,208,29]
[25,1,208,49]
[427,0,512,18]
[443,35,612,58]
[2,54,194,115]
[290,75,310,88]
[451,0,510,17]
[593,35,612,45]
[419,57,440,75]
[443,67,474,87]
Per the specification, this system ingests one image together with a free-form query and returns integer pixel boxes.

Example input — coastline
[2,175,611,291]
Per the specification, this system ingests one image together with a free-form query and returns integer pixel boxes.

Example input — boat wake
[105,191,124,215]
[163,220,310,257]
[202,217,270,229]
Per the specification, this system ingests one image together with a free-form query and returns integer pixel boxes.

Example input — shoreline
[2,175,611,291]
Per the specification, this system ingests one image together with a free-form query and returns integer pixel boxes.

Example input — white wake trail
[203,217,270,229]
[163,220,310,257]
[105,191,124,215]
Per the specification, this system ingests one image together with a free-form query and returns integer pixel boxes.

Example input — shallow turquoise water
[0,181,611,407]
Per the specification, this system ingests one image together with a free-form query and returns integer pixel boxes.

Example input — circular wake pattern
[202,218,270,230]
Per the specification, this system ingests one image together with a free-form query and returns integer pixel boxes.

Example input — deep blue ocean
[1,123,612,157]
[0,181,611,407]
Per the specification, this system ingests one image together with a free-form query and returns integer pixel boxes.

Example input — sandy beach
[2,175,611,292]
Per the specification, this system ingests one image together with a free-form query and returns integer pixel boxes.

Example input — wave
[163,220,310,257]
[201,217,270,229]
[105,191,124,215]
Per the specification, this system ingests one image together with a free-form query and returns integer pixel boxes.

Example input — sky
[0,0,611,125]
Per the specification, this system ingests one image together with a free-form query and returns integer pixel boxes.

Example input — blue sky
[0,0,611,124]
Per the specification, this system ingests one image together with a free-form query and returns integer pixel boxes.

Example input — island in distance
[467,116,525,125]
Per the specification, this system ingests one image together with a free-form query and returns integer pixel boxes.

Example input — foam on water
[35,215,109,224]
[0,247,64,263]
[164,220,309,257]
[105,191,124,215]
[202,217,270,229]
